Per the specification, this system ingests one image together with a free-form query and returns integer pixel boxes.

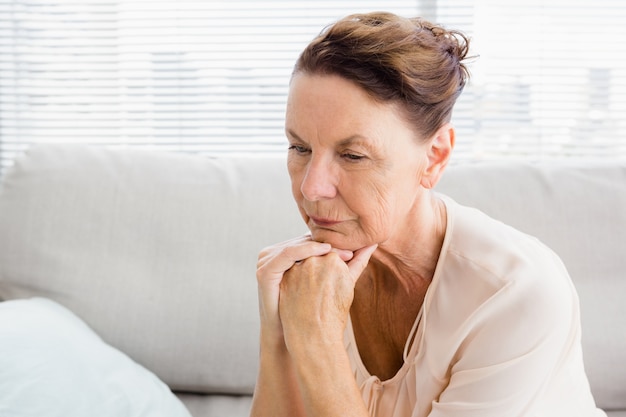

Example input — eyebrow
[337,135,371,148]
[286,129,376,151]
[285,129,303,142]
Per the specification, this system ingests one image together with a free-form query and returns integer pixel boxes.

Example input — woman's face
[285,73,431,251]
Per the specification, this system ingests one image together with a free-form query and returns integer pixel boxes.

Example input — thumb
[346,244,378,283]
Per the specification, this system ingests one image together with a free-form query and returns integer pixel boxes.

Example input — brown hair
[293,12,471,140]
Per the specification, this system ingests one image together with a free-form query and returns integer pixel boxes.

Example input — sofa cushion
[177,393,252,417]
[0,144,306,394]
[0,297,191,417]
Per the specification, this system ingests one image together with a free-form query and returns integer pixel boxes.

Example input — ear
[420,123,455,189]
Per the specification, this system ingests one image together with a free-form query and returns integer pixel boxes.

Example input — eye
[341,152,365,161]
[288,144,310,155]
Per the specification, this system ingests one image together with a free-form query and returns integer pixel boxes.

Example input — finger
[257,234,315,265]
[259,240,332,275]
[331,248,354,262]
[346,244,378,283]
[264,234,313,254]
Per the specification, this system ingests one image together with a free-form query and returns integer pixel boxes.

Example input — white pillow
[0,297,192,417]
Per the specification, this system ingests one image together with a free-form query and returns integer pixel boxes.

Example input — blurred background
[1,0,625,173]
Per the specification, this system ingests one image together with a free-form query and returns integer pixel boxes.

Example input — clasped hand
[256,235,377,352]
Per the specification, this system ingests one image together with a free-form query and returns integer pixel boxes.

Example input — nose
[300,157,337,201]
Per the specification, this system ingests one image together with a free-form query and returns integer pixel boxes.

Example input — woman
[251,12,605,417]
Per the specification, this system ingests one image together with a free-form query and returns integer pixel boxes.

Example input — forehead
[286,74,407,142]
[287,73,376,113]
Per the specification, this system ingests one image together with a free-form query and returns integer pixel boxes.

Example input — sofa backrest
[0,144,304,395]
[0,145,624,409]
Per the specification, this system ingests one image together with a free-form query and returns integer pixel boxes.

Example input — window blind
[0,1,424,171]
[444,0,626,160]
[1,0,625,172]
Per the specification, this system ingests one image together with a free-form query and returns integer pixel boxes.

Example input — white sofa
[0,144,624,416]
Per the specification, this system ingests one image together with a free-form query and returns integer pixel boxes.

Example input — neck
[367,191,447,295]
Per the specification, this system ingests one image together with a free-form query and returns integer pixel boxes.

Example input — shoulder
[426,195,579,340]
[414,197,591,416]
[439,194,571,291]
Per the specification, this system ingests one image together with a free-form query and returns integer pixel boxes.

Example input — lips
[309,216,342,228]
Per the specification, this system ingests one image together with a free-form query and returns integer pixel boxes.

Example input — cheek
[287,162,311,224]
[290,177,302,200]
[287,160,304,197]
[356,169,421,234]
[351,183,394,235]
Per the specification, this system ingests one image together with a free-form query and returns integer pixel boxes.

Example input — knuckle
[325,251,343,262]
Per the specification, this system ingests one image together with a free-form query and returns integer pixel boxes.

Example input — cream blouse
[344,195,606,417]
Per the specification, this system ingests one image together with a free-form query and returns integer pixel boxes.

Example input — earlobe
[421,124,455,189]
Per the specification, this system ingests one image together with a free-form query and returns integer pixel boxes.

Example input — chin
[309,229,367,251]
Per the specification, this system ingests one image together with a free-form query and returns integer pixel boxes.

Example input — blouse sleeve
[428,254,581,417]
